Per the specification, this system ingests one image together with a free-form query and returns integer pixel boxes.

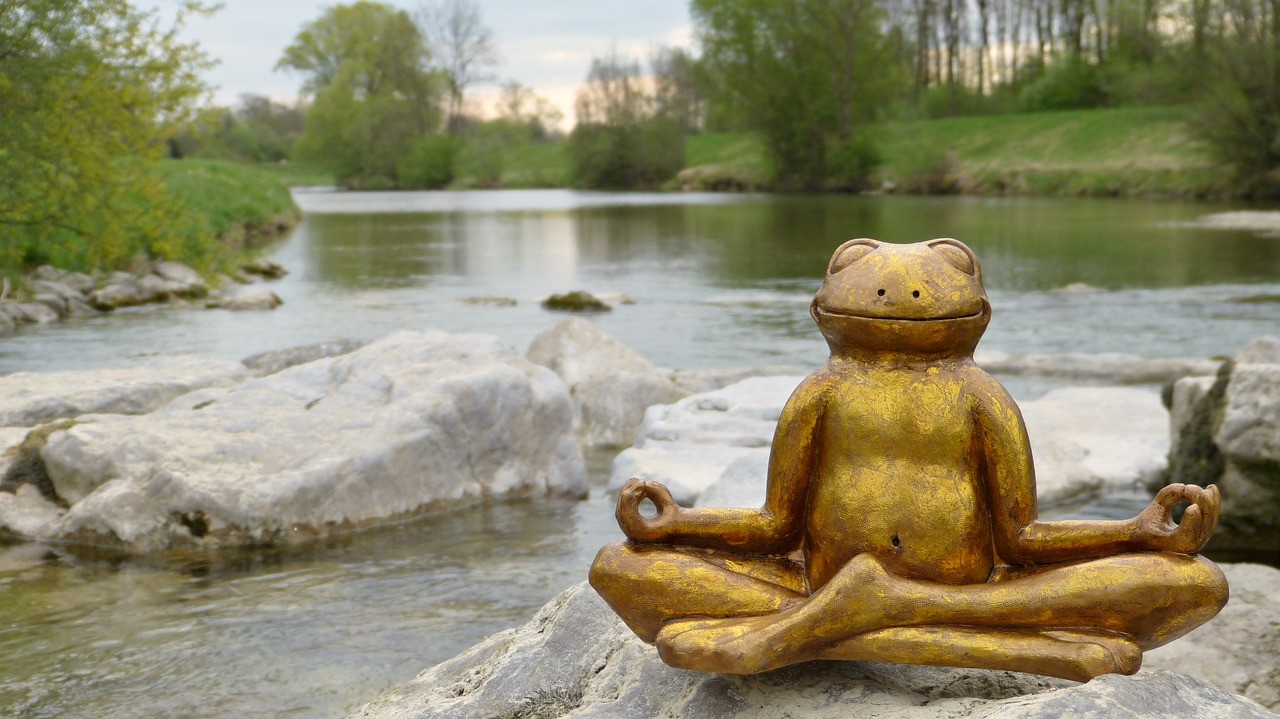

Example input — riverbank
[0,159,298,286]
[325,105,1227,198]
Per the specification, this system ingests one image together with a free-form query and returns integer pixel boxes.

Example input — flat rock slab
[22,331,586,552]
[0,357,249,428]
[612,378,1168,508]
[349,582,1276,719]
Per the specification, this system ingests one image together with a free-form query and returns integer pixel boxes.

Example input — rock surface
[0,358,249,428]
[528,319,687,448]
[3,332,586,552]
[209,288,283,311]
[1166,337,1280,551]
[349,582,1276,719]
[241,339,366,377]
[612,377,1167,508]
[1144,563,1280,711]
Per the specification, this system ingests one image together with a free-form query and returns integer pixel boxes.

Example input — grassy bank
[158,160,300,255]
[279,106,1234,198]
[1,160,298,283]
[876,106,1231,197]
[678,106,1232,197]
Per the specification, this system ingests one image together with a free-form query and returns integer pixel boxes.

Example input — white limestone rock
[210,288,283,311]
[0,484,63,540]
[0,358,249,428]
[348,582,1276,719]
[1144,563,1280,711]
[33,331,586,552]
[241,339,366,377]
[1166,338,1280,551]
[528,319,688,448]
[1020,387,1169,506]
[608,376,800,505]
[615,378,1166,509]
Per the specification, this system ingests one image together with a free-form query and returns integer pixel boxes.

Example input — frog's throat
[810,299,991,359]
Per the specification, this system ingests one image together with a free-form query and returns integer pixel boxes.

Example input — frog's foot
[655,613,806,674]
[1046,630,1143,680]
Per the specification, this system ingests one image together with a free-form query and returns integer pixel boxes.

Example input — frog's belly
[804,460,994,589]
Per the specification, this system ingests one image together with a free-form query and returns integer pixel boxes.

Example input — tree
[278,2,442,187]
[0,0,216,273]
[693,0,893,190]
[569,47,685,189]
[1191,0,1280,194]
[418,0,499,130]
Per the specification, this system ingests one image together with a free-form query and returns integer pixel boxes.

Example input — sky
[149,0,694,125]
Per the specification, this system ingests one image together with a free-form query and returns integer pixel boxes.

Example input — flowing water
[1,190,1278,718]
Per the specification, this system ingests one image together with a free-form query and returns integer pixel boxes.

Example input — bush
[1018,58,1104,112]
[826,130,882,190]
[397,135,462,189]
[569,116,685,189]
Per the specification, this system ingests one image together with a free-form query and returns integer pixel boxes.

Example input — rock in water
[0,358,249,427]
[348,582,1276,719]
[528,319,686,448]
[1166,337,1280,551]
[26,331,585,552]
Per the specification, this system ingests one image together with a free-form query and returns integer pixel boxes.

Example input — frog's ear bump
[828,238,880,274]
[928,238,980,278]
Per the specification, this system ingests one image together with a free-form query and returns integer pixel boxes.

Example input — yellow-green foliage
[0,0,214,275]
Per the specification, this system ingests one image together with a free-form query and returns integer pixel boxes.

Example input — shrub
[397,135,462,189]
[1018,58,1104,112]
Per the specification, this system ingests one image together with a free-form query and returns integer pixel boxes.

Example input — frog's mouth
[810,302,988,324]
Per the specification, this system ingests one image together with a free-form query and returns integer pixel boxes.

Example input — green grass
[492,141,570,188]
[245,161,336,188]
[158,160,299,247]
[875,106,1231,197]
[676,107,1233,197]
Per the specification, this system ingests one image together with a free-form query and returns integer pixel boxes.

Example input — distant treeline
[195,0,1280,196]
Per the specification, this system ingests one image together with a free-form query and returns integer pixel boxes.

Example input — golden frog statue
[590,238,1227,681]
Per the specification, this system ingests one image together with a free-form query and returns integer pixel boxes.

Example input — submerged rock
[1166,337,1280,551]
[611,378,1166,509]
[348,582,1275,719]
[541,291,611,313]
[0,358,249,428]
[17,332,585,552]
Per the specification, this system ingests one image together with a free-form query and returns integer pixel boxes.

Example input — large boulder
[1167,337,1280,551]
[528,319,687,448]
[0,357,249,428]
[348,582,1275,719]
[10,332,585,552]
[612,378,1167,509]
[1144,563,1280,711]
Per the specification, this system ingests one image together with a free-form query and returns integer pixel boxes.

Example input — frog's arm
[617,373,829,554]
[972,376,1143,565]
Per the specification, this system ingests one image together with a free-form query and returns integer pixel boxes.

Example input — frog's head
[810,238,991,358]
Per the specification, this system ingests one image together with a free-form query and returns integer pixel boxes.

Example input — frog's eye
[928,238,980,276]
[828,239,880,274]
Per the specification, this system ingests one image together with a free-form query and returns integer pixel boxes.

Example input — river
[0,190,1277,718]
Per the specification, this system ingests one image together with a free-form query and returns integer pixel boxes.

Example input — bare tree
[418,0,499,130]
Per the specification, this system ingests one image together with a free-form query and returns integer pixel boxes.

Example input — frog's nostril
[912,290,920,298]
[877,289,886,297]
